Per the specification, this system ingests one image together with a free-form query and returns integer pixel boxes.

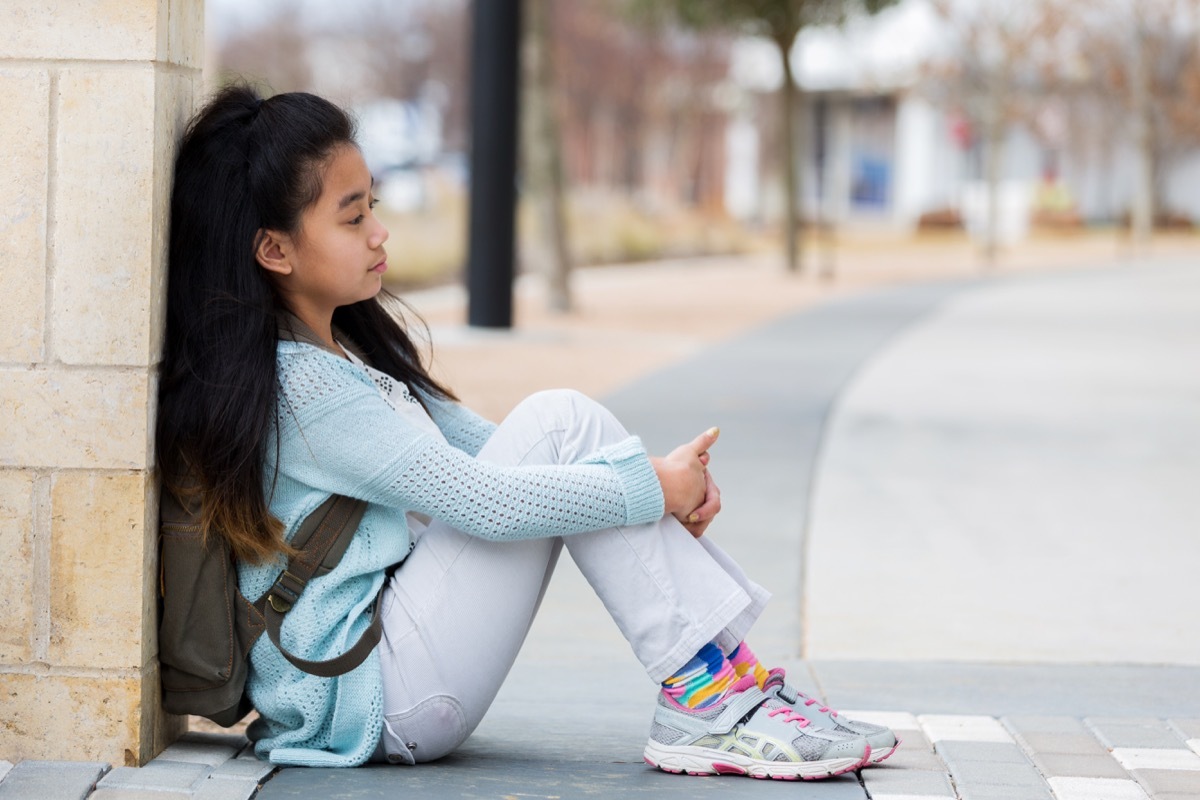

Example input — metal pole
[466,0,521,328]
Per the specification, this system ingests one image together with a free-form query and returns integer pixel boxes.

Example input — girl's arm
[412,388,497,456]
[275,353,664,540]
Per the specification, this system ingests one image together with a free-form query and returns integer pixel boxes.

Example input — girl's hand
[680,467,721,538]
[650,427,720,533]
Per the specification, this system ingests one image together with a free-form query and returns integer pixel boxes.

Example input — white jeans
[374,389,770,764]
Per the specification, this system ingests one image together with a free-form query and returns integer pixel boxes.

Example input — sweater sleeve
[274,349,664,539]
[413,388,498,456]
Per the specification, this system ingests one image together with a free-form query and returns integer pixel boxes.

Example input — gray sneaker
[644,675,871,780]
[763,669,899,764]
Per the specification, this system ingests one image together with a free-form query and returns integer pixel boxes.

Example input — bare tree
[630,0,898,273]
[522,0,574,311]
[925,0,1067,266]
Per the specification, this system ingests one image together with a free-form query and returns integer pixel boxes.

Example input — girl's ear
[255,229,293,276]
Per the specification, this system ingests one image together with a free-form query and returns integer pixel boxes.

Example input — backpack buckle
[267,571,305,613]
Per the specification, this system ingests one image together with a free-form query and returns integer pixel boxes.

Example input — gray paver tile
[1015,731,1112,756]
[938,742,1032,765]
[1169,718,1200,739]
[1087,718,1188,749]
[1005,715,1089,735]
[862,767,956,796]
[958,783,1054,800]
[1031,752,1129,779]
[876,747,947,771]
[0,763,11,783]
[899,731,935,752]
[154,741,239,768]
[946,760,1047,789]
[1130,768,1200,793]
[1153,794,1200,800]
[90,791,191,799]
[193,777,261,800]
[97,761,210,793]
[209,757,275,782]
[0,760,109,800]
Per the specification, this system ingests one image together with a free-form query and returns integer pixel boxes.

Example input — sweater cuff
[589,435,664,525]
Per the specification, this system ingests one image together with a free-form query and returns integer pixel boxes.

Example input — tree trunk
[521,0,572,311]
[981,75,1004,268]
[1129,23,1154,255]
[776,35,802,273]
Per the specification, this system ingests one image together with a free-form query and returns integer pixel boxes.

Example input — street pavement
[3,256,1199,799]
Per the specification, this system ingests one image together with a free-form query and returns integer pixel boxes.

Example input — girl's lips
[371,260,388,274]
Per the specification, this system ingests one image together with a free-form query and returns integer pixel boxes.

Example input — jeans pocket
[382,694,469,764]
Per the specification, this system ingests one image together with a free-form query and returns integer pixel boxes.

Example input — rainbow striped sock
[728,641,770,689]
[661,642,736,709]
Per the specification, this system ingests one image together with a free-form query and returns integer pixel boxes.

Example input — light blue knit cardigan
[237,341,665,766]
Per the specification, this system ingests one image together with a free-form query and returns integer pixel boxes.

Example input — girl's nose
[370,217,389,249]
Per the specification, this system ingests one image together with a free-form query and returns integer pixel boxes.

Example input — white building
[725,0,1200,235]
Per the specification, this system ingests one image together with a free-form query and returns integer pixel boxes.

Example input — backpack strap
[254,493,384,678]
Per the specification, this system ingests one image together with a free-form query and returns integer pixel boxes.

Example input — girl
[158,85,896,779]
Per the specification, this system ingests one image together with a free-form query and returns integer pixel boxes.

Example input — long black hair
[158,84,455,564]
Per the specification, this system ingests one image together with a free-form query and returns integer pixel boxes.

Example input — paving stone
[210,757,276,782]
[1169,719,1200,739]
[946,760,1048,789]
[193,776,261,800]
[1004,715,1089,735]
[0,760,110,800]
[1111,748,1200,771]
[877,746,947,771]
[957,782,1053,800]
[1046,776,1151,800]
[938,742,1032,766]
[154,740,239,768]
[1087,718,1189,749]
[862,766,956,796]
[921,715,1014,744]
[1153,794,1200,800]
[90,790,191,799]
[0,763,10,783]
[1015,731,1112,756]
[898,731,935,752]
[1030,752,1130,779]
[1129,768,1200,793]
[96,761,210,793]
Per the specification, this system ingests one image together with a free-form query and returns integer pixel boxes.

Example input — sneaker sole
[643,741,869,780]
[866,738,899,764]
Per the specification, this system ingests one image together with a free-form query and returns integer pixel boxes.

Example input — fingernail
[707,427,719,437]
[688,513,699,523]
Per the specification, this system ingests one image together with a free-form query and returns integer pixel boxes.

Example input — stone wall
[0,0,203,766]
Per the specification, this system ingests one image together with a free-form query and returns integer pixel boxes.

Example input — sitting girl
[157,84,896,779]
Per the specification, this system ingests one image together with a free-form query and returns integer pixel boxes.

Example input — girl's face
[258,144,389,331]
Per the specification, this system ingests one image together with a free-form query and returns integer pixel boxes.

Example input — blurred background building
[205,0,1200,286]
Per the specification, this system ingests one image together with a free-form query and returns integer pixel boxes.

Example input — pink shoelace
[766,705,811,727]
[768,668,839,717]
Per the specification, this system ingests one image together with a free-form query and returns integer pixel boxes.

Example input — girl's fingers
[684,471,721,525]
[689,426,720,457]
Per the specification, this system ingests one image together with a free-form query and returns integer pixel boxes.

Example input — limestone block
[0,471,35,663]
[49,471,150,669]
[0,0,158,61]
[162,0,205,69]
[53,67,158,367]
[0,367,150,470]
[147,70,200,365]
[0,69,49,364]
[0,672,145,763]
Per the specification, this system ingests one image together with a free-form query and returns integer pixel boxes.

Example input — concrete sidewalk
[4,247,1199,799]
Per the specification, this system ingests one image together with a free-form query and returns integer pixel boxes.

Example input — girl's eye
[369,198,378,209]
[350,214,364,225]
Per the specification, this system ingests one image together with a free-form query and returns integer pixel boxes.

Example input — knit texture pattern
[238,341,664,766]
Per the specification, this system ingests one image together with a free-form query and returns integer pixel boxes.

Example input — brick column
[0,0,203,766]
